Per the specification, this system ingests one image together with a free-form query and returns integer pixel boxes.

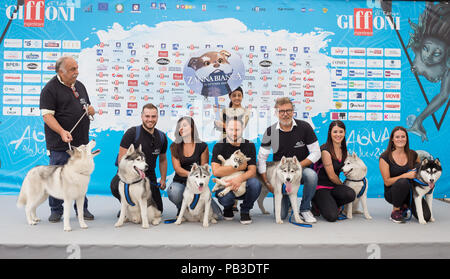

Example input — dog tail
[16,187,26,208]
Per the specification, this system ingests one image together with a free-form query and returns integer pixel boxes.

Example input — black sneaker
[75,209,95,220]
[390,209,405,224]
[223,208,234,220]
[240,212,252,225]
[48,212,62,223]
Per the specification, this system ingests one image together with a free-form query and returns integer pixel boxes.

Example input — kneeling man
[211,117,261,224]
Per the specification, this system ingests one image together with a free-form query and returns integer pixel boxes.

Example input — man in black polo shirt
[211,117,261,224]
[257,97,321,223]
[39,56,96,223]
[111,103,168,213]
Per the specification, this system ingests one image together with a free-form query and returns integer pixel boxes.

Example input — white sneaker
[300,211,317,223]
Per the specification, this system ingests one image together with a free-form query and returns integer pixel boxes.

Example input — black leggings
[384,178,431,221]
[312,184,356,222]
[110,173,164,213]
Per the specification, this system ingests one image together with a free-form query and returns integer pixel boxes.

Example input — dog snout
[286,177,291,182]
[429,179,435,183]
[199,182,204,187]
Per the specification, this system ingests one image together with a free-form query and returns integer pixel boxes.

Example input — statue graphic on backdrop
[407,2,450,141]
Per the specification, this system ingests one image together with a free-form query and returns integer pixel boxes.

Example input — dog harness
[189,194,201,210]
[344,177,367,199]
[123,179,142,207]
[121,179,161,207]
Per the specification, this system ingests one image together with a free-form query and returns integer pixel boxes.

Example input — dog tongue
[429,182,435,189]
[285,182,292,193]
[138,169,146,179]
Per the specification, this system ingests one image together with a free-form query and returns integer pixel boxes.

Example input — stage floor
[1,195,450,259]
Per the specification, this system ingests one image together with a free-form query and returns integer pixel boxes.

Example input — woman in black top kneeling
[379,126,430,223]
[312,120,355,222]
[167,116,222,217]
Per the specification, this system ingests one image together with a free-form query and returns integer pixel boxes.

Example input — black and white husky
[413,156,442,224]
[115,144,161,229]
[17,140,100,232]
[175,163,218,227]
[257,156,304,224]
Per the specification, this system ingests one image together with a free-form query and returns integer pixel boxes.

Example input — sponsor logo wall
[0,0,448,198]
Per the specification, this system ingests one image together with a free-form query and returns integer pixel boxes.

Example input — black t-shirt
[379,150,418,187]
[172,142,208,184]
[261,119,318,162]
[315,144,345,187]
[211,139,256,179]
[39,76,91,151]
[120,126,167,182]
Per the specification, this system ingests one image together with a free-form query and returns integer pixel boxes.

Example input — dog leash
[67,105,92,151]
[288,211,313,228]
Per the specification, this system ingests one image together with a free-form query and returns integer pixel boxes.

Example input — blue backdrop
[0,0,449,198]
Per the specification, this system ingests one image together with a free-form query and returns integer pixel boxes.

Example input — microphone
[79,99,94,121]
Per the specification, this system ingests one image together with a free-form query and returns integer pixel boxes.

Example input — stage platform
[1,195,450,259]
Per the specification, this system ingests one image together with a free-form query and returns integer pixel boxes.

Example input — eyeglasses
[277,109,293,115]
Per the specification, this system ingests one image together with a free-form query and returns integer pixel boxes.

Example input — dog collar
[413,178,431,188]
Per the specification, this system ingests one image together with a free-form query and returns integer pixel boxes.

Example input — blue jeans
[167,181,223,218]
[276,167,317,219]
[216,177,262,214]
[48,150,89,214]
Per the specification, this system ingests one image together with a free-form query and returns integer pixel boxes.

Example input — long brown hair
[170,116,200,160]
[325,120,348,162]
[382,126,415,169]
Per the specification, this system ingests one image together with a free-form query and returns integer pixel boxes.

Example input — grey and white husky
[257,156,304,224]
[342,153,372,220]
[211,150,251,197]
[413,156,442,224]
[175,163,217,227]
[115,144,161,229]
[17,140,100,232]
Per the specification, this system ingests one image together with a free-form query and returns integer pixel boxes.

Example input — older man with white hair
[39,56,96,223]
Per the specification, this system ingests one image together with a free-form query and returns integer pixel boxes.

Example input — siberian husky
[342,153,372,220]
[257,156,304,224]
[115,144,161,229]
[17,140,100,232]
[175,163,217,227]
[413,157,442,224]
[211,150,251,197]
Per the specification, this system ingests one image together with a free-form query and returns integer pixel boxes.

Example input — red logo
[354,8,373,36]
[158,51,168,57]
[304,90,314,97]
[127,102,138,109]
[128,80,138,86]
[173,73,183,80]
[24,0,45,27]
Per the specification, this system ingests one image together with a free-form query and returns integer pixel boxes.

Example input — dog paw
[142,223,149,229]
[33,217,41,223]
[218,192,225,197]
[152,220,161,226]
[114,222,123,228]
[175,220,182,225]
[64,226,72,232]
[276,219,284,224]
[80,222,88,229]
[365,215,372,220]
[211,219,217,224]
[419,220,427,225]
[430,217,435,222]
[203,222,209,228]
